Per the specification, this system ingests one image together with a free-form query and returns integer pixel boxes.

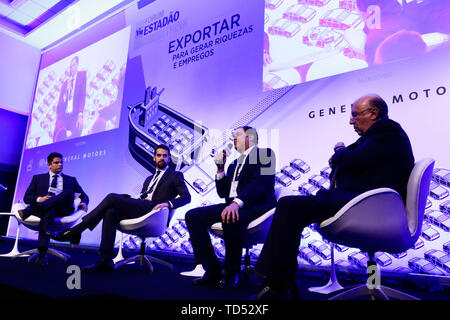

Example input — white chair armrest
[119,207,168,231]
[210,207,276,232]
[319,188,398,228]
[55,208,87,224]
[248,208,275,229]
[210,222,222,231]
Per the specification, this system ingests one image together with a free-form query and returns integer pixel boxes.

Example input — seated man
[185,126,276,288]
[254,94,415,299]
[48,144,191,271]
[19,152,89,266]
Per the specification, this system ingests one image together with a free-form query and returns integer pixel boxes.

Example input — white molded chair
[308,242,344,294]
[315,158,434,300]
[209,186,289,276]
[5,198,86,262]
[114,207,174,272]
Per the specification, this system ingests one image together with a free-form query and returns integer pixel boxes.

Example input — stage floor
[0,237,449,301]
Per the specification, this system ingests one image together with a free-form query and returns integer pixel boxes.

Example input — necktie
[140,171,161,199]
[69,78,74,100]
[48,174,58,196]
[233,155,246,181]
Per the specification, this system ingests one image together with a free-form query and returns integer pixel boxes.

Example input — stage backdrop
[9,0,450,278]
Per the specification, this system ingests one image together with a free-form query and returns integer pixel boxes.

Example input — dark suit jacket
[216,147,277,213]
[24,172,89,206]
[56,71,87,118]
[140,168,191,209]
[55,71,87,138]
[330,118,415,202]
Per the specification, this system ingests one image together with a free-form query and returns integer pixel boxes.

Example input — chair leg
[309,243,344,294]
[143,256,154,272]
[47,248,70,262]
[113,232,125,264]
[241,248,252,279]
[114,255,140,269]
[0,222,27,257]
[329,252,420,300]
[146,255,174,270]
[379,285,420,300]
[329,284,371,300]
[114,236,173,272]
[12,248,38,259]
[114,253,172,272]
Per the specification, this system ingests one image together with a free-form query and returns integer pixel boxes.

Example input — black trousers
[81,193,156,259]
[26,189,75,251]
[185,203,263,275]
[255,191,356,286]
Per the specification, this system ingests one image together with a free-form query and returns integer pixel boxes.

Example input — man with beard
[48,144,191,271]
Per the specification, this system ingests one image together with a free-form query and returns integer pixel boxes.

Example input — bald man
[254,94,415,299]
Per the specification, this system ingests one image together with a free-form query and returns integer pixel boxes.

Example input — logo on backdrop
[169,13,254,69]
[135,10,181,40]
[307,85,447,119]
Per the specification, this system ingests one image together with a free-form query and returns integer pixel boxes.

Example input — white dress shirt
[216,146,255,208]
[66,73,77,114]
[144,167,168,201]
[37,171,63,202]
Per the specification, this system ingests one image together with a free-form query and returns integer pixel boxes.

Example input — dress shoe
[219,272,240,289]
[17,208,31,221]
[81,258,114,272]
[287,281,300,300]
[192,271,223,286]
[46,229,81,245]
[28,252,48,267]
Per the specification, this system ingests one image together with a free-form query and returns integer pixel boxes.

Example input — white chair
[7,198,86,262]
[209,186,289,276]
[315,158,434,300]
[114,207,174,272]
[308,242,344,294]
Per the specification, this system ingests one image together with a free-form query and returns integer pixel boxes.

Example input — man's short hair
[155,144,170,154]
[239,126,258,145]
[367,95,389,120]
[47,152,63,164]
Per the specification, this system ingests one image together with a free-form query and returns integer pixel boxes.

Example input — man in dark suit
[19,152,89,266]
[48,144,191,271]
[185,126,276,288]
[54,55,87,141]
[254,94,415,299]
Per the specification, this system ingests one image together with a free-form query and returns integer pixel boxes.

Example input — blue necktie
[48,174,58,196]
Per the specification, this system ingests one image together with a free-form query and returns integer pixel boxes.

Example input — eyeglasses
[350,108,373,119]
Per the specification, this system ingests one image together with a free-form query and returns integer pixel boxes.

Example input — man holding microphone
[185,126,276,288]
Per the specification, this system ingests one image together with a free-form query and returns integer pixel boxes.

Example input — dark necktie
[140,170,161,199]
[233,155,246,181]
[48,174,58,196]
[69,78,74,100]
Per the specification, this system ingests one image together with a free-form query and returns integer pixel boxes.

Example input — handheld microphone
[334,142,345,152]
[139,192,148,200]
